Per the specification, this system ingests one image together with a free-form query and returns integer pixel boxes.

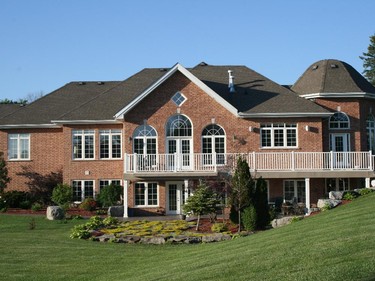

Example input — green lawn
[1,194,375,281]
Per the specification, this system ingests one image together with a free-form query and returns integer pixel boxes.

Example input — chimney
[228,70,235,93]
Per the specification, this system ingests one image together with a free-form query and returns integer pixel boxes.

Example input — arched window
[329,112,350,129]
[133,125,157,155]
[367,114,375,153]
[166,115,192,137]
[202,124,226,165]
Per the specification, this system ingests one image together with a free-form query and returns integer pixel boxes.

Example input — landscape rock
[329,191,344,200]
[202,233,231,243]
[169,235,189,244]
[46,206,65,220]
[98,234,115,242]
[317,199,341,209]
[123,235,141,244]
[141,236,166,245]
[108,206,124,217]
[272,216,295,228]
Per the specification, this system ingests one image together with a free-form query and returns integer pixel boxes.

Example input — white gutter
[300,92,375,99]
[238,112,334,118]
[0,124,61,129]
[51,120,121,125]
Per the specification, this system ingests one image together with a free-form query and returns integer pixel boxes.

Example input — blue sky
[1,0,374,101]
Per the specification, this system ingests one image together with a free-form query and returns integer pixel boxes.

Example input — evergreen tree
[0,152,11,194]
[183,182,219,231]
[253,177,270,229]
[360,33,375,86]
[229,156,254,232]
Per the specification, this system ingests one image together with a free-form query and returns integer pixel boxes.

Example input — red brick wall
[0,128,64,192]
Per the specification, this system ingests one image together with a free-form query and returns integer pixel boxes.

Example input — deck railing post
[213,152,217,172]
[134,153,137,173]
[291,151,295,171]
[330,151,334,171]
[369,150,373,170]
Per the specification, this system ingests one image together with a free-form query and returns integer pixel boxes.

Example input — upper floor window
[8,133,30,160]
[100,130,122,159]
[133,125,157,155]
[166,115,192,137]
[329,112,350,129]
[202,124,226,164]
[171,92,187,106]
[260,124,297,148]
[72,130,94,160]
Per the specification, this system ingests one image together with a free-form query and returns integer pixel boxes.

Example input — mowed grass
[1,194,375,281]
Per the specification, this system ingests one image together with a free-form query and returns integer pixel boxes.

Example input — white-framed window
[202,124,226,165]
[133,125,157,155]
[72,180,94,202]
[99,130,122,159]
[329,112,350,129]
[8,133,30,160]
[166,115,192,137]
[283,180,305,203]
[171,91,187,106]
[72,130,95,160]
[99,179,122,192]
[134,182,158,206]
[367,114,375,153]
[260,124,297,148]
[326,178,350,193]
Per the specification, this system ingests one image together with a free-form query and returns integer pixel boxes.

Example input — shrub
[291,216,303,223]
[241,205,257,231]
[52,184,73,208]
[211,223,228,233]
[321,203,332,212]
[343,191,359,201]
[86,216,104,229]
[0,196,7,212]
[103,216,119,227]
[31,202,42,211]
[97,184,122,207]
[80,198,97,211]
[70,224,91,239]
[19,200,31,209]
[2,191,30,208]
[359,188,373,196]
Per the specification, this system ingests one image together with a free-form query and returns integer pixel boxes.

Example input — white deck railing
[124,151,373,173]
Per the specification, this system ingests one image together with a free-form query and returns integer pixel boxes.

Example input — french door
[330,134,350,168]
[166,182,184,215]
[167,138,192,170]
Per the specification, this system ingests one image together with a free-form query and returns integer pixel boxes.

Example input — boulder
[271,216,294,228]
[317,199,341,209]
[329,191,344,200]
[46,206,65,220]
[202,233,231,243]
[107,206,124,217]
[141,237,166,245]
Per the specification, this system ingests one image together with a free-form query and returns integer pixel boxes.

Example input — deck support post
[305,178,311,215]
[123,180,129,218]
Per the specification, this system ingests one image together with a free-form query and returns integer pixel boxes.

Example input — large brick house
[1,59,375,217]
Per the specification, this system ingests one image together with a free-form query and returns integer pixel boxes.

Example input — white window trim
[8,133,30,161]
[133,125,158,155]
[134,182,159,207]
[72,130,95,160]
[72,180,95,203]
[99,130,122,160]
[260,123,298,149]
[99,179,122,190]
[171,91,187,107]
[283,180,305,203]
[201,124,226,166]
[329,112,350,130]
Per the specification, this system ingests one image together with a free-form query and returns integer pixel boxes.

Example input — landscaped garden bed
[70,216,250,244]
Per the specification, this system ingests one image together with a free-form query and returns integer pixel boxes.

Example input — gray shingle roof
[57,68,167,121]
[291,59,375,95]
[191,64,329,115]
[0,82,120,125]
[0,104,22,118]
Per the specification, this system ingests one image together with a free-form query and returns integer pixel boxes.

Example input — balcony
[124,151,375,179]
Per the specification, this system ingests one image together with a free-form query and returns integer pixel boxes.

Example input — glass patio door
[330,134,350,168]
[166,182,184,215]
[167,138,192,170]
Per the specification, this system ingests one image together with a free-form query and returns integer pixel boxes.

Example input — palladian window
[329,112,350,129]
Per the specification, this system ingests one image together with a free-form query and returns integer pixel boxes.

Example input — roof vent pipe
[228,70,236,93]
